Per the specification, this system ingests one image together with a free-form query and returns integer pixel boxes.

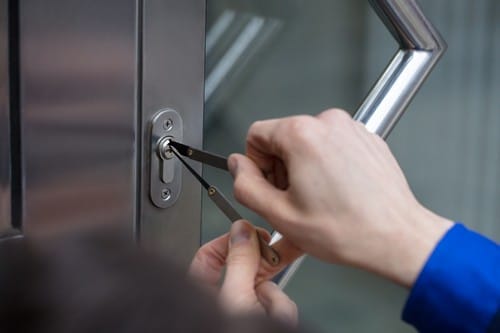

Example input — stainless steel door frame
[139,0,206,264]
[0,0,11,236]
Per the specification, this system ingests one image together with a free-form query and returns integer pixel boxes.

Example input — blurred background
[202,0,500,332]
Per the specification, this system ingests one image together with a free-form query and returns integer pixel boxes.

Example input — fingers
[244,118,287,172]
[189,228,272,284]
[189,222,298,292]
[245,116,319,168]
[256,227,272,243]
[189,233,229,290]
[256,281,298,327]
[268,237,303,269]
[201,221,301,323]
[256,236,304,283]
[229,154,291,223]
[220,220,262,310]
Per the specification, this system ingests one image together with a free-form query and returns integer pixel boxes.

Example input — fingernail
[228,155,238,178]
[230,220,251,245]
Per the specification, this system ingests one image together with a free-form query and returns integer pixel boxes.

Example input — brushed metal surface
[20,0,138,234]
[150,109,183,208]
[0,0,10,233]
[140,0,205,266]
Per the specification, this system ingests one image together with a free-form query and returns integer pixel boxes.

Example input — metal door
[0,0,206,266]
[3,1,499,331]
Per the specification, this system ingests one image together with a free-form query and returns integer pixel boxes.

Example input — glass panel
[203,0,500,332]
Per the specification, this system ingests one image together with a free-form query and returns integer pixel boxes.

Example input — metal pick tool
[167,141,280,267]
[168,140,228,171]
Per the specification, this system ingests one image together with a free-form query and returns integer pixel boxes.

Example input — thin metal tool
[169,140,228,171]
[170,145,280,267]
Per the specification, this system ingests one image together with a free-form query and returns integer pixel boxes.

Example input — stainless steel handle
[274,0,446,289]
[356,0,446,138]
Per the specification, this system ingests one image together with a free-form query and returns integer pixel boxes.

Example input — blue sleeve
[402,223,500,333]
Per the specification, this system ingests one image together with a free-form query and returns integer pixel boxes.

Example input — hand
[189,220,298,326]
[228,109,453,287]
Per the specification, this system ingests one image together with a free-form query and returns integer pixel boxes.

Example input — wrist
[352,203,454,288]
[382,205,454,288]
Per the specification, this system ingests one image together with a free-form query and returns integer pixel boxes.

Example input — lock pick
[167,141,280,267]
[168,140,228,171]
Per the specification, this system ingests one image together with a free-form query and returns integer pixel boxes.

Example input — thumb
[221,220,260,297]
[228,154,290,223]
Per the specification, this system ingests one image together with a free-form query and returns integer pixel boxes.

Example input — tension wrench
[168,140,228,171]
[167,141,280,267]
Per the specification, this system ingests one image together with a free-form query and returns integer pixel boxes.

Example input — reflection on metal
[205,10,283,118]
[0,0,10,233]
[19,0,138,234]
[150,109,183,209]
[356,0,446,138]
[275,0,446,289]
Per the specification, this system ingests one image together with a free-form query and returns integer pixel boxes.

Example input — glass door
[202,0,500,331]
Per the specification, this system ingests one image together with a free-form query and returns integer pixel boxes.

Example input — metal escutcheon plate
[150,109,183,208]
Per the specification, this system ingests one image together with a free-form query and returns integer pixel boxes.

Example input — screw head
[163,118,174,131]
[161,188,172,201]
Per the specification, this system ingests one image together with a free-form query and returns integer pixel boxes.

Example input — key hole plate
[150,109,183,208]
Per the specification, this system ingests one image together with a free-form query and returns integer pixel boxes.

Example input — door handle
[273,0,447,289]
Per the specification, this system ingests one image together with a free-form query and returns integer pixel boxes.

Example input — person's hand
[189,220,298,326]
[228,109,453,287]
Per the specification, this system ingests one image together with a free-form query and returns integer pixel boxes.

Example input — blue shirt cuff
[402,223,500,333]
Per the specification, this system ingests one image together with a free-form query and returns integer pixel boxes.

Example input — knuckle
[286,115,316,132]
[282,116,318,143]
[327,108,352,121]
[233,176,250,204]
[220,289,255,313]
[318,108,353,129]
[227,249,255,268]
[247,120,265,138]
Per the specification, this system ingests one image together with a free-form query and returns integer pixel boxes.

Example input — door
[0,0,206,267]
[2,0,499,332]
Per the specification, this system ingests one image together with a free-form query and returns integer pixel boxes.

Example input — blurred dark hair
[0,230,299,333]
